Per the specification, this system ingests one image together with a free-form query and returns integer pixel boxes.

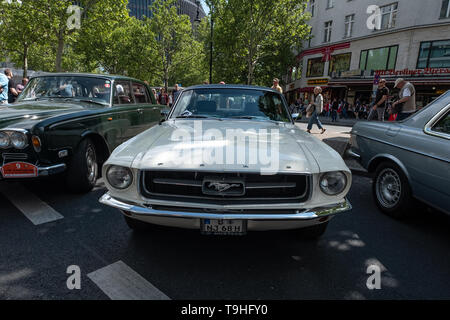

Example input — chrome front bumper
[99,193,352,221]
[0,163,66,180]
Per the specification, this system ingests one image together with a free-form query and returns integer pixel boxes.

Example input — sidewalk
[296,116,360,127]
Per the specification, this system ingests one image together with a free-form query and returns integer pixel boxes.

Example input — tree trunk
[22,44,29,79]
[55,32,64,72]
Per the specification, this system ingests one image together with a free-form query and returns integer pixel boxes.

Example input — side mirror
[161,109,169,119]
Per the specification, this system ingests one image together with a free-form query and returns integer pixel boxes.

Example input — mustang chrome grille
[140,171,311,205]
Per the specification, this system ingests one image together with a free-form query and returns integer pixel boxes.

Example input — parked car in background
[0,73,166,193]
[348,91,450,218]
[100,85,352,238]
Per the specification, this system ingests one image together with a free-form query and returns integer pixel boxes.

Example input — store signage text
[375,68,450,77]
[307,79,329,85]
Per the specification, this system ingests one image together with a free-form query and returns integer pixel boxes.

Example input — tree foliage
[206,0,310,86]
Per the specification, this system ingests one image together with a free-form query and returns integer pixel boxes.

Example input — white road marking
[0,183,64,225]
[87,261,171,300]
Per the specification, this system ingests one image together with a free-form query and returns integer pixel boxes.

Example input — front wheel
[66,138,98,193]
[372,161,413,219]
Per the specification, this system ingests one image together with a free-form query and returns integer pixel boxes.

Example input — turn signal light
[32,136,42,152]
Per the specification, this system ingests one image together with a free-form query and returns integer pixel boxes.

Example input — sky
[201,0,209,15]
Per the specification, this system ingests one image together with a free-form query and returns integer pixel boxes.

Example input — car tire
[300,222,329,239]
[66,138,98,193]
[373,161,413,219]
[123,216,149,231]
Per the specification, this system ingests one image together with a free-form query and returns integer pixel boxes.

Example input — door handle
[137,108,144,114]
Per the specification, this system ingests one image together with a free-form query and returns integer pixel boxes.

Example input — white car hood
[107,119,347,174]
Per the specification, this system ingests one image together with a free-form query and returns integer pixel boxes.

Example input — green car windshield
[18,76,112,106]
[171,88,291,122]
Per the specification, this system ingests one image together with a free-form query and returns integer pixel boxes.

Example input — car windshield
[18,76,112,106]
[170,88,291,122]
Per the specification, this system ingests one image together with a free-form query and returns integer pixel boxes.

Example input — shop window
[307,57,325,77]
[417,40,450,69]
[359,45,398,71]
[329,53,351,76]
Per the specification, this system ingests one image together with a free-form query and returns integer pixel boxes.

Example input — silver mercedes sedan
[348,91,450,218]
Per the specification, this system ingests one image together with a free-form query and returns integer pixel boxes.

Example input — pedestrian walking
[173,84,182,103]
[331,99,338,122]
[392,78,416,122]
[158,88,169,106]
[0,72,8,105]
[271,78,283,94]
[4,69,19,103]
[368,78,389,121]
[306,87,326,135]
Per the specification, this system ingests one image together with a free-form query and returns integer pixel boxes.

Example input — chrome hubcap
[376,168,402,208]
[85,146,97,184]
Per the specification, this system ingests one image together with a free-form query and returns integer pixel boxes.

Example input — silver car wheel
[85,145,98,184]
[376,168,402,209]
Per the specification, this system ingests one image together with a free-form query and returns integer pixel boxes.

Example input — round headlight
[106,166,133,190]
[320,171,347,196]
[10,132,28,149]
[0,132,10,149]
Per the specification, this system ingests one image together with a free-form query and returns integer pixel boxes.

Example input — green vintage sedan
[0,73,167,193]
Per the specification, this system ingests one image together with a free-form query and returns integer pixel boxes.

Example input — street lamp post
[210,10,213,84]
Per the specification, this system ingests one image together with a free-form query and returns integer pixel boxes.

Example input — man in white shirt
[393,78,416,122]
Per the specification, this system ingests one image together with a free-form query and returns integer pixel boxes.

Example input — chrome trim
[100,193,352,221]
[0,128,29,134]
[140,171,312,202]
[38,163,67,176]
[423,103,450,140]
[346,149,361,159]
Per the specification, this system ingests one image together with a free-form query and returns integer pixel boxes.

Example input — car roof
[183,84,279,93]
[30,72,144,83]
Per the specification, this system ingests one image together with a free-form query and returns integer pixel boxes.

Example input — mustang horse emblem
[207,182,241,193]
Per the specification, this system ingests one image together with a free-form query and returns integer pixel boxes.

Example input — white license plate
[201,219,247,236]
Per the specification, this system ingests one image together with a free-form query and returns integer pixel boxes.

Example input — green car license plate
[201,219,247,236]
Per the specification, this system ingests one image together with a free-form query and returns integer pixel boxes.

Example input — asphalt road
[0,174,449,300]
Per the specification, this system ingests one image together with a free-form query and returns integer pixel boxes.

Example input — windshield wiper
[75,99,108,106]
[175,115,222,120]
[229,116,259,120]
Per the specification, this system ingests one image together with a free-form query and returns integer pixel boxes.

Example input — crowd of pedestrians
[288,77,417,126]
[153,84,182,107]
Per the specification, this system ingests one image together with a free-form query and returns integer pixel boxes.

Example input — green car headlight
[10,131,29,149]
[106,165,133,190]
[0,132,10,149]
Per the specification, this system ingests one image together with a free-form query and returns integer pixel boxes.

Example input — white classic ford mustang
[99,85,352,238]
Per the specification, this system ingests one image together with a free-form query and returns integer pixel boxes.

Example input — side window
[113,81,134,105]
[132,83,150,104]
[432,111,450,135]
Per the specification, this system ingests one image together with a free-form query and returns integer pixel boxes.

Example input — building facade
[128,0,206,22]
[284,0,450,108]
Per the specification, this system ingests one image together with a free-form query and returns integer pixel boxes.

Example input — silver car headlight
[106,165,133,190]
[0,132,10,149]
[320,171,347,196]
[10,132,29,149]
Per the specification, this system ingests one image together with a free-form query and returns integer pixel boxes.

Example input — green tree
[205,0,310,86]
[0,0,49,77]
[147,0,207,90]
